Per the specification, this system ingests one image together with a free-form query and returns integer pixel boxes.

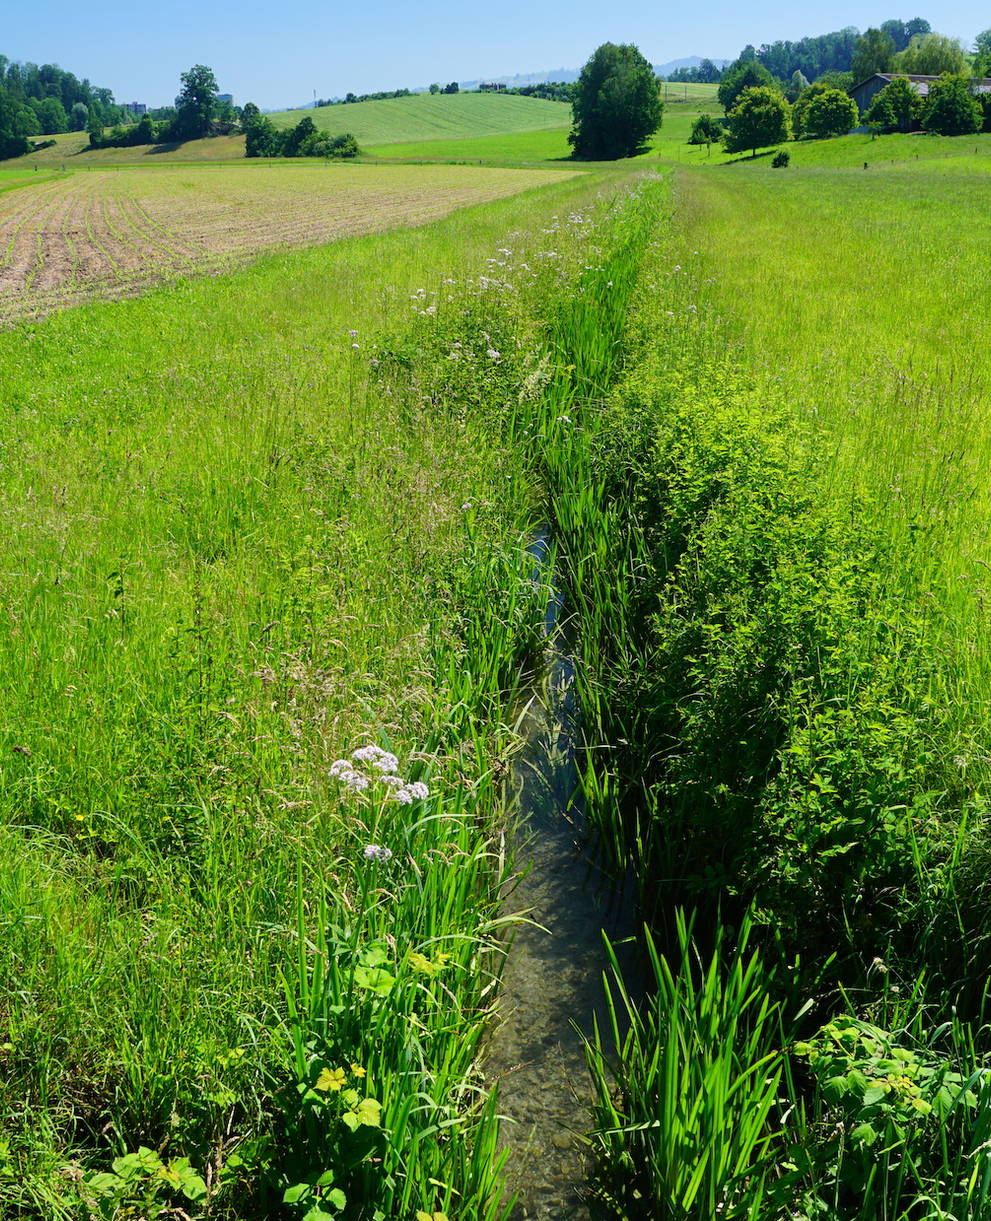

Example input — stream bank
[484,529,634,1220]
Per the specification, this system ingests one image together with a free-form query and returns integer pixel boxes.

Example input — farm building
[850,72,991,115]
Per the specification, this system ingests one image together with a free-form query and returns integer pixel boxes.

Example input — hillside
[270,91,571,144]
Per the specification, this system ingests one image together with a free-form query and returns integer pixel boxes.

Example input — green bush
[923,75,982,136]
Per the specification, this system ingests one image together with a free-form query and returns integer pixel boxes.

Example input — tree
[974,30,991,78]
[688,113,723,146]
[69,101,88,130]
[893,34,967,76]
[880,18,931,53]
[802,88,858,138]
[724,86,790,157]
[173,64,218,140]
[697,58,722,83]
[717,59,777,113]
[814,70,854,92]
[785,71,809,103]
[569,42,662,159]
[442,81,459,94]
[923,75,981,135]
[792,80,835,136]
[851,28,895,82]
[283,115,316,155]
[244,113,277,157]
[33,96,67,134]
[86,109,104,146]
[864,76,923,132]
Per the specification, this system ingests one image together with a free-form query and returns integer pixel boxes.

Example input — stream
[484,528,634,1220]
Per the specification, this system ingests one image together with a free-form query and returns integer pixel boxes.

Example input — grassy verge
[518,154,991,1216]
[0,167,641,1218]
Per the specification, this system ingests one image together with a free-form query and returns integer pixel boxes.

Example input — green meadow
[367,127,572,162]
[271,91,570,144]
[7,62,991,1221]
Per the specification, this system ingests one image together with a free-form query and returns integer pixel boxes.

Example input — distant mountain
[652,55,731,76]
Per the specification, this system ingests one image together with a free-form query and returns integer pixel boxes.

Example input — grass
[483,105,991,1219]
[367,127,573,163]
[0,162,644,1217]
[0,130,249,168]
[772,128,991,169]
[271,92,571,144]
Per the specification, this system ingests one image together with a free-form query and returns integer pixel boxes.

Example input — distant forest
[665,16,933,82]
[0,55,130,158]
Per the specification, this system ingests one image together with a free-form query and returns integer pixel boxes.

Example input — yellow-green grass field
[0,161,577,323]
[0,164,639,1217]
[0,94,572,170]
[668,159,991,706]
[367,96,732,166]
[272,90,570,143]
[0,128,248,168]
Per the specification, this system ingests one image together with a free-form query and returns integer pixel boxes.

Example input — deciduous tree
[717,59,777,113]
[173,64,219,140]
[864,76,922,132]
[893,34,967,76]
[923,75,982,135]
[724,86,790,157]
[851,28,895,83]
[569,42,662,159]
[802,87,858,138]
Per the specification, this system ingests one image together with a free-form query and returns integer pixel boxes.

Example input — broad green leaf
[353,965,395,996]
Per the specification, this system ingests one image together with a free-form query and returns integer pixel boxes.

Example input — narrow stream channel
[485,527,634,1220]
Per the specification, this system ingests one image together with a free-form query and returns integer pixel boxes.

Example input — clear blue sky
[7,2,989,110]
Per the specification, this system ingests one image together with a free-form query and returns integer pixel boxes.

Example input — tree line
[0,54,129,159]
[688,48,991,160]
[663,16,991,87]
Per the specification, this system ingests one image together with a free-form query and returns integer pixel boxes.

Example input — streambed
[485,529,634,1219]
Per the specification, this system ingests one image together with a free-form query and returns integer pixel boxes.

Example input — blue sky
[6,2,990,109]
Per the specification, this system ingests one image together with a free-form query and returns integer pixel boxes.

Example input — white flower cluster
[329,746,430,804]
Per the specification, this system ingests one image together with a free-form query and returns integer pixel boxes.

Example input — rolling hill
[270,91,571,145]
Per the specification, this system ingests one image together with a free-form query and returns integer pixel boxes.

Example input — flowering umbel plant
[329,745,429,806]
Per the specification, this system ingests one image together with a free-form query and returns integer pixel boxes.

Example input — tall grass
[0,168,643,1217]
[515,150,991,1217]
[586,913,788,1220]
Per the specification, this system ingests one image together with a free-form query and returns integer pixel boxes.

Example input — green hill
[270,92,571,145]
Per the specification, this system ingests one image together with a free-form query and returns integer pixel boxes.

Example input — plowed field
[0,163,576,323]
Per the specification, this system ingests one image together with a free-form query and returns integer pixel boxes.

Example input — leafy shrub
[801,87,858,138]
[771,149,790,166]
[923,75,982,136]
[688,113,724,146]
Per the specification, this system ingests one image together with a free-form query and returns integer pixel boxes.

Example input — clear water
[484,529,633,1220]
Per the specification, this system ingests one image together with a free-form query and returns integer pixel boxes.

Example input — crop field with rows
[0,162,577,323]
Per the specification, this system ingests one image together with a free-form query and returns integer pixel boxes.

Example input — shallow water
[484,529,633,1220]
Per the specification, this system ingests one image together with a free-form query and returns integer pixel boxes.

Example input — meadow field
[5,75,991,1221]
[0,93,571,170]
[272,92,570,143]
[0,162,577,323]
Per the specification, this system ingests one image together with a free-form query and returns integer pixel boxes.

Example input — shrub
[771,149,790,167]
[723,86,791,157]
[801,87,858,138]
[688,113,723,146]
[923,75,982,136]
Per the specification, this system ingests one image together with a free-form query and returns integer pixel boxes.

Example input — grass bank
[522,156,991,1217]
[0,166,643,1219]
